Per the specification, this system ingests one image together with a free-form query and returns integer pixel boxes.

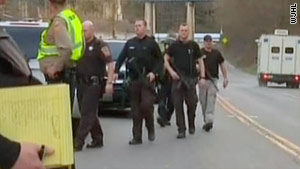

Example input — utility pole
[144,2,156,35]
[116,0,123,21]
[186,2,195,40]
[152,3,156,35]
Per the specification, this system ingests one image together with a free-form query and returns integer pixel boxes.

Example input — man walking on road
[199,35,228,132]
[37,0,84,107]
[164,23,206,139]
[115,20,163,145]
[37,0,84,139]
[75,21,114,151]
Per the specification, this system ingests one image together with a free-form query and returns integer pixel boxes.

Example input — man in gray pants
[199,35,228,132]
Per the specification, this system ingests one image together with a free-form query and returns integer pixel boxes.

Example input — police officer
[199,35,228,132]
[37,0,84,140]
[75,21,114,151]
[115,19,163,145]
[164,23,206,138]
[37,0,84,106]
[157,32,176,127]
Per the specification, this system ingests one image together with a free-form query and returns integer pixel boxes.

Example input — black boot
[189,128,195,135]
[202,122,213,132]
[86,140,103,149]
[129,138,142,145]
[74,142,84,152]
[157,117,166,127]
[148,130,155,141]
[176,132,186,139]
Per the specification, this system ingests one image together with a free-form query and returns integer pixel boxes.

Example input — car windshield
[1,26,45,60]
[106,41,125,60]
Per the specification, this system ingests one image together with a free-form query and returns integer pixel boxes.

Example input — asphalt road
[219,64,300,146]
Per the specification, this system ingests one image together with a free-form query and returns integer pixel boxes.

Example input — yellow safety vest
[37,9,84,62]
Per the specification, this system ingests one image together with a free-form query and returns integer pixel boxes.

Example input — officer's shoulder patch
[101,46,111,57]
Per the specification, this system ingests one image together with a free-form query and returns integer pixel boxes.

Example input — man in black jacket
[115,20,163,145]
[75,20,114,151]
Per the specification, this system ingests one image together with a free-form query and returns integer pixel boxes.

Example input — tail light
[295,75,300,81]
[263,74,270,80]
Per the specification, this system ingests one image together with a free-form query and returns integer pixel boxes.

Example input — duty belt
[78,75,103,85]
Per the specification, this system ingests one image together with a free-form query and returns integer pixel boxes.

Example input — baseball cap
[204,35,212,42]
[49,0,66,4]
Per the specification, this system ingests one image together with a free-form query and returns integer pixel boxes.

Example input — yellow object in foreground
[0,84,74,168]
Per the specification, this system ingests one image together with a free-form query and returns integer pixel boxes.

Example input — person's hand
[199,78,206,89]
[12,143,54,169]
[170,71,180,80]
[105,83,113,94]
[223,78,228,88]
[46,65,59,79]
[147,72,156,83]
[113,73,118,81]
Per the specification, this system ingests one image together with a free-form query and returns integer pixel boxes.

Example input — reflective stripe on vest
[37,9,84,62]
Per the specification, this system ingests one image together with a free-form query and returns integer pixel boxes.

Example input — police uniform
[115,35,163,144]
[37,5,84,143]
[37,1,84,168]
[38,8,84,108]
[75,37,112,150]
[166,40,203,138]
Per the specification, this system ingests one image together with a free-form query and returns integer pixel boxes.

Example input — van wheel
[286,82,293,88]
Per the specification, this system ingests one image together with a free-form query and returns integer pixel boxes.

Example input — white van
[256,29,300,88]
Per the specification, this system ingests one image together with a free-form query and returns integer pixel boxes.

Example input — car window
[1,26,125,61]
[106,42,125,60]
[1,26,45,59]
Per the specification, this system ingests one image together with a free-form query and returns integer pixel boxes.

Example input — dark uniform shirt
[0,134,20,169]
[201,48,224,79]
[115,35,163,80]
[77,37,112,78]
[167,40,203,78]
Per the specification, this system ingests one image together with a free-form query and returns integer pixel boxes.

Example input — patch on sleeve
[101,46,111,57]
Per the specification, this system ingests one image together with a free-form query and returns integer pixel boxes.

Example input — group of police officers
[0,0,228,168]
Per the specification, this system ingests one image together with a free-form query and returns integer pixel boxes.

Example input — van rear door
[282,36,296,75]
[268,36,282,74]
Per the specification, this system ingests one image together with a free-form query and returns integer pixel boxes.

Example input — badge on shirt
[89,46,94,51]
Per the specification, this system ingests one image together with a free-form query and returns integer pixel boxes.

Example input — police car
[0,21,130,113]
